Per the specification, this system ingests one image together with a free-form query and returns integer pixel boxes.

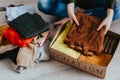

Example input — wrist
[67,3,74,12]
[107,8,114,18]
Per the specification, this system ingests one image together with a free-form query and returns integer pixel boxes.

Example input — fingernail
[97,29,99,31]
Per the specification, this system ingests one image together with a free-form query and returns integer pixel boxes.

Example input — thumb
[73,17,79,26]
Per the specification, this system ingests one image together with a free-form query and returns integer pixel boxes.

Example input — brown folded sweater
[64,12,106,55]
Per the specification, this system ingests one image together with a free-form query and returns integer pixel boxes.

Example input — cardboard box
[49,22,120,78]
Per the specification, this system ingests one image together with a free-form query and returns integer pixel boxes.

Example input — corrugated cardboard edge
[105,30,120,65]
[50,48,106,78]
[49,23,120,78]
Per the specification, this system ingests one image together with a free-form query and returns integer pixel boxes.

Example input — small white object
[6,5,35,21]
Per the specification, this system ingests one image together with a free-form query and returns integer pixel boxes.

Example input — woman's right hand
[67,3,79,26]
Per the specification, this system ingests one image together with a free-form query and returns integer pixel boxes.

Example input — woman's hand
[67,3,79,26]
[97,8,114,34]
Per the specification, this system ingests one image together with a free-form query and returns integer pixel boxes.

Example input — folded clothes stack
[9,12,51,38]
[0,5,51,73]
[64,12,106,56]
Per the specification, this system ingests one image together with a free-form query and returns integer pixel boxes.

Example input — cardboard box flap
[50,22,80,59]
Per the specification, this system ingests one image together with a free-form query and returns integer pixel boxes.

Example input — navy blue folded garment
[9,12,51,38]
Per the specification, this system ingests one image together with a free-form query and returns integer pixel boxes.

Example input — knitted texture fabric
[64,12,106,55]
[9,12,50,38]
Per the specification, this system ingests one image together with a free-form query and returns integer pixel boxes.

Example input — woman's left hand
[97,8,114,34]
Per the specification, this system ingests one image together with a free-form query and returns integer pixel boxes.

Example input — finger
[72,15,79,26]
[97,23,104,31]
[53,21,62,27]
[69,18,73,24]
[104,30,107,35]
[75,19,79,26]
[104,28,108,35]
[53,18,69,27]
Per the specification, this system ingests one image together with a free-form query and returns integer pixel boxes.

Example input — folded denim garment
[9,12,51,38]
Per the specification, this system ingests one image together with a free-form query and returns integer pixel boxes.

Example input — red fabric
[3,27,34,47]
